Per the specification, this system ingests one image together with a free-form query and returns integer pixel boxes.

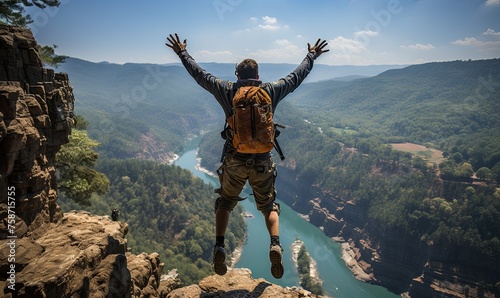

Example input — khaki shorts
[216,155,278,214]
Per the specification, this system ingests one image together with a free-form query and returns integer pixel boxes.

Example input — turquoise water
[175,137,399,298]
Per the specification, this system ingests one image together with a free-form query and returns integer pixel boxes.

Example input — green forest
[58,158,246,285]
[278,60,500,259]
[198,59,500,292]
[6,1,498,294]
[56,57,500,292]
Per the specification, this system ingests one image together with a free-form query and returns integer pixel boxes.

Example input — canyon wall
[277,162,499,298]
[0,25,318,298]
[0,25,172,297]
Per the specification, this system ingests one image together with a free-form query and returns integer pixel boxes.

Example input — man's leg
[265,207,284,279]
[216,207,230,237]
[264,210,279,237]
[213,206,230,276]
[213,156,247,275]
[248,157,284,279]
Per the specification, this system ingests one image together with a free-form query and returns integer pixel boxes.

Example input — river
[175,136,399,298]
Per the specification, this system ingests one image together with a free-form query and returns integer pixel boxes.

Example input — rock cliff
[0,25,323,298]
[277,159,498,298]
[0,25,172,297]
[167,268,321,298]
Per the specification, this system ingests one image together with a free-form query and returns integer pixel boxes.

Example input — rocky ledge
[0,210,175,297]
[167,268,322,298]
[0,25,178,297]
[0,25,329,297]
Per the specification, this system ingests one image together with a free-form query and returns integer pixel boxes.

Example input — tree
[55,129,109,206]
[456,162,474,179]
[38,44,67,68]
[0,0,60,26]
[476,167,492,180]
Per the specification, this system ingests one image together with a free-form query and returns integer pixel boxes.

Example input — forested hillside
[55,57,400,287]
[287,59,500,165]
[60,56,499,295]
[56,58,220,159]
[199,58,500,295]
[56,58,402,160]
[58,159,246,285]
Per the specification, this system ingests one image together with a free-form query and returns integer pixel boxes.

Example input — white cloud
[452,37,500,47]
[485,0,500,6]
[354,30,379,37]
[452,28,500,50]
[262,16,277,25]
[323,52,375,66]
[258,16,280,30]
[452,37,483,46]
[401,43,435,50]
[274,39,292,46]
[483,28,500,37]
[329,36,366,54]
[197,50,233,61]
[240,16,289,31]
[259,24,280,31]
[249,39,302,61]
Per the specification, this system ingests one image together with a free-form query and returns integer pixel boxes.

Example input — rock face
[0,25,73,240]
[2,25,315,298]
[0,25,173,297]
[277,163,499,298]
[167,268,322,298]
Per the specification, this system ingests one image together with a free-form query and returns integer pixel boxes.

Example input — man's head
[236,59,259,80]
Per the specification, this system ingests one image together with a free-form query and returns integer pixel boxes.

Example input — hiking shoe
[212,245,227,275]
[269,244,284,279]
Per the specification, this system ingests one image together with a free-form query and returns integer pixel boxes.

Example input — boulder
[167,268,322,298]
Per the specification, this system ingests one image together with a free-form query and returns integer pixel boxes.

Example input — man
[111,208,120,221]
[165,33,328,279]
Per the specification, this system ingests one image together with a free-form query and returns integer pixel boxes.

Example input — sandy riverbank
[195,157,218,178]
[230,246,243,267]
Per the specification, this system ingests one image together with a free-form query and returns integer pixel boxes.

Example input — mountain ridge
[47,49,500,297]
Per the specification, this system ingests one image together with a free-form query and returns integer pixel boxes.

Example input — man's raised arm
[269,38,329,105]
[165,33,230,103]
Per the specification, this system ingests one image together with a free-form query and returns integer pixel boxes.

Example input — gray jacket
[177,50,317,118]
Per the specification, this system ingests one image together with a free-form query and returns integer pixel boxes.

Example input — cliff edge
[167,268,321,298]
[0,25,321,298]
[0,25,172,297]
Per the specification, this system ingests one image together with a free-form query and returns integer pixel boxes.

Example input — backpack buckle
[220,126,233,140]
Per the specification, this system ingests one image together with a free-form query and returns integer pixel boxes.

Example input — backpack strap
[220,121,231,162]
[273,124,286,161]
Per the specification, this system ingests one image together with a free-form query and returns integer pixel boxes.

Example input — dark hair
[236,59,258,79]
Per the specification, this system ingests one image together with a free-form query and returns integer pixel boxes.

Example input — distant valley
[57,56,500,297]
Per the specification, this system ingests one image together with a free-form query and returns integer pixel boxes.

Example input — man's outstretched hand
[308,39,329,58]
[166,33,187,54]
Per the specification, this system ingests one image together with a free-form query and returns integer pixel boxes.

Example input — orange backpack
[223,86,285,160]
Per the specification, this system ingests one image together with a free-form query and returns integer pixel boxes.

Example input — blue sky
[27,0,500,65]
